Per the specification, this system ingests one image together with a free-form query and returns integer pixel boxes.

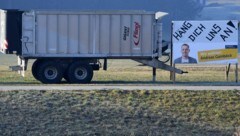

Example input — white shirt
[181,58,189,63]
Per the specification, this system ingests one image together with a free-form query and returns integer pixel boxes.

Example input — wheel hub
[44,67,58,80]
[75,67,87,80]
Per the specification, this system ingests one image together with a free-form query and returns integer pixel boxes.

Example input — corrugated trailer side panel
[79,15,90,54]
[22,11,157,58]
[48,15,58,54]
[142,15,154,55]
[69,15,79,54]
[100,15,110,54]
[121,15,131,55]
[36,15,46,54]
[58,15,68,54]
[110,15,121,55]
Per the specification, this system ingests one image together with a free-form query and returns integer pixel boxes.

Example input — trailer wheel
[67,62,93,83]
[37,61,63,84]
[31,59,42,80]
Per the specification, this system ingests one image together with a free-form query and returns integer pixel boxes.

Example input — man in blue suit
[174,44,197,64]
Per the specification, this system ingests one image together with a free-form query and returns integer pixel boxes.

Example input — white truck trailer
[0,10,183,84]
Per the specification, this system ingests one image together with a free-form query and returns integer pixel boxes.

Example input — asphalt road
[0,84,239,91]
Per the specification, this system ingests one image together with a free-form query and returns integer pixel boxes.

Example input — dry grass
[0,90,239,135]
[0,55,239,84]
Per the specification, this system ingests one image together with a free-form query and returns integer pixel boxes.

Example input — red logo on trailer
[133,22,141,46]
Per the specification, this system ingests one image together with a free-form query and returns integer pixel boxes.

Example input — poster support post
[172,63,176,83]
[225,63,231,81]
[235,63,238,83]
[152,68,156,82]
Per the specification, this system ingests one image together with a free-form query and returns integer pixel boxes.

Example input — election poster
[172,20,239,64]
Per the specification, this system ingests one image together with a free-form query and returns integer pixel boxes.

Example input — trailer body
[21,10,162,58]
[0,10,183,84]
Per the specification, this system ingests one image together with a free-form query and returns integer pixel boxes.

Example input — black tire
[67,62,93,83]
[37,61,63,84]
[31,59,42,80]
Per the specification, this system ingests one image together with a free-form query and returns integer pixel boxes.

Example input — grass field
[0,61,239,84]
[0,90,239,135]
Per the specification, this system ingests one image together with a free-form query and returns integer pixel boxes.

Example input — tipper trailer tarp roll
[0,10,183,84]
